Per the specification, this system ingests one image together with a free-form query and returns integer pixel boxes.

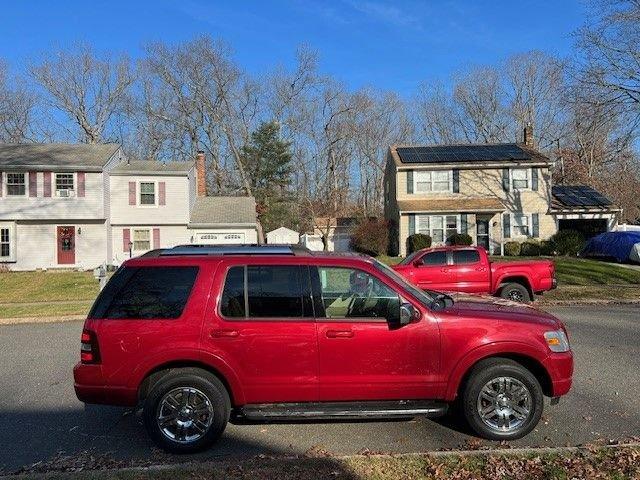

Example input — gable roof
[111,160,194,176]
[551,185,619,211]
[0,143,121,171]
[390,143,550,167]
[189,196,257,227]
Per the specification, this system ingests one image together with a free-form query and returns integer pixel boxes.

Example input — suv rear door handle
[211,329,239,338]
[326,330,354,339]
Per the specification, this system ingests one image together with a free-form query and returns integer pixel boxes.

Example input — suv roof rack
[160,244,310,257]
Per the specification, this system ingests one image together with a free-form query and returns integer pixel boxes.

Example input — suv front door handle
[326,330,354,339]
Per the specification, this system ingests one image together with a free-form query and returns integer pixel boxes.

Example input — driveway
[1,305,639,473]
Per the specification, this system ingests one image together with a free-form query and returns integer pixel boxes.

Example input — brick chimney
[196,150,206,197]
[523,123,534,148]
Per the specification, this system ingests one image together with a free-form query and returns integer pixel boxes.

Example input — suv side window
[313,266,400,320]
[421,251,447,266]
[452,249,480,265]
[220,265,312,319]
[89,266,198,319]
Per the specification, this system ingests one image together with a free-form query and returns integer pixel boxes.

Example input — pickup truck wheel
[462,358,543,440]
[500,283,531,303]
[143,369,230,453]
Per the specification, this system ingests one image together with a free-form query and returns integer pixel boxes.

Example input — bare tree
[0,62,36,142]
[31,45,135,143]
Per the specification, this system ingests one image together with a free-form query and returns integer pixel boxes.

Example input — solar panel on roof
[396,144,534,164]
[552,186,612,207]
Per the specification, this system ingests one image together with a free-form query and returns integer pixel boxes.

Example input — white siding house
[0,144,259,270]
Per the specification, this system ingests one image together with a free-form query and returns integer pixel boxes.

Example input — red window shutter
[128,182,136,205]
[153,228,160,249]
[123,228,131,252]
[29,172,37,197]
[159,182,166,206]
[0,172,3,197]
[77,172,86,197]
[43,172,52,197]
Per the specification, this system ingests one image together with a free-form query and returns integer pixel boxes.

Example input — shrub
[350,218,389,256]
[407,233,432,254]
[447,232,473,246]
[549,229,585,256]
[539,240,554,256]
[520,240,541,256]
[504,241,522,256]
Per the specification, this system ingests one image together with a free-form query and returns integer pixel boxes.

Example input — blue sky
[0,0,586,95]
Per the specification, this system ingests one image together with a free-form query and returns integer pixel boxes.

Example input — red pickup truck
[392,246,556,302]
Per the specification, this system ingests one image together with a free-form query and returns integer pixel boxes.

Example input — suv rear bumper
[73,362,137,406]
[542,351,573,397]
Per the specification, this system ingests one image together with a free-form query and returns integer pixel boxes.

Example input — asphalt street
[0,305,638,473]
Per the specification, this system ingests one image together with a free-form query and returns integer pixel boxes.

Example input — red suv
[74,245,573,453]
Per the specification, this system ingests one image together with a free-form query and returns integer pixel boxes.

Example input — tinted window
[221,265,309,318]
[220,266,245,317]
[89,266,198,319]
[248,266,304,317]
[315,267,400,320]
[421,251,447,266]
[452,250,480,265]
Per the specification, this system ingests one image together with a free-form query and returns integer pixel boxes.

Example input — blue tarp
[580,231,640,263]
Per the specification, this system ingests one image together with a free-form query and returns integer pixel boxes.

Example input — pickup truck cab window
[452,249,480,265]
[421,251,447,266]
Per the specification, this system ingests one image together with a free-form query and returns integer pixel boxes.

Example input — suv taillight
[80,329,100,364]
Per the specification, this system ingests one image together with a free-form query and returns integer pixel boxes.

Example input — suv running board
[233,400,448,422]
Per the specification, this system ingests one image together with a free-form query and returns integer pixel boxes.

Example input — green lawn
[0,270,99,303]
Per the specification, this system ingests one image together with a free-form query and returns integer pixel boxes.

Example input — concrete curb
[4,442,638,478]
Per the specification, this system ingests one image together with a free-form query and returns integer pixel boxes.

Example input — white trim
[132,227,153,252]
[4,172,28,198]
[413,170,453,194]
[137,180,158,208]
[54,172,77,198]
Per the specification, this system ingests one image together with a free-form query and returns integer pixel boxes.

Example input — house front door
[476,219,490,251]
[57,226,75,265]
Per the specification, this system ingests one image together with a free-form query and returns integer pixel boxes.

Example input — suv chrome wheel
[476,376,532,432]
[157,387,214,444]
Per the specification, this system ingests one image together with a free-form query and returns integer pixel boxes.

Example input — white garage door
[195,232,246,245]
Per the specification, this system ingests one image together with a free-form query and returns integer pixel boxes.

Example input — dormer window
[55,173,75,197]
[6,173,26,196]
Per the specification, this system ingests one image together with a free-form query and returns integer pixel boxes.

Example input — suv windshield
[373,259,439,307]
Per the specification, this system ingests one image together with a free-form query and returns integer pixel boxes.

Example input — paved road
[1,305,639,473]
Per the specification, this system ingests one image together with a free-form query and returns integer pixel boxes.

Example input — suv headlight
[544,330,570,353]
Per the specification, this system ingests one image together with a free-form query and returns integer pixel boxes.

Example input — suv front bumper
[542,351,573,397]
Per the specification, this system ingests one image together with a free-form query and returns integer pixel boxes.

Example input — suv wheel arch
[138,363,237,406]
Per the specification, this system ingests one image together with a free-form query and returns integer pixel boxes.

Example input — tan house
[384,128,620,256]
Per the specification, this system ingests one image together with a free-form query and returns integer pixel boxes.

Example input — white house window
[512,214,530,236]
[55,173,74,191]
[417,214,459,243]
[133,229,151,250]
[414,171,451,193]
[511,169,529,190]
[6,173,26,196]
[0,228,10,258]
[139,182,156,205]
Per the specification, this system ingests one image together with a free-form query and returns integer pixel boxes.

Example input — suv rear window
[88,266,198,319]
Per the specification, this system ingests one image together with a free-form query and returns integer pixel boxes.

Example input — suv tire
[143,368,230,453]
[499,282,531,303]
[462,358,543,441]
